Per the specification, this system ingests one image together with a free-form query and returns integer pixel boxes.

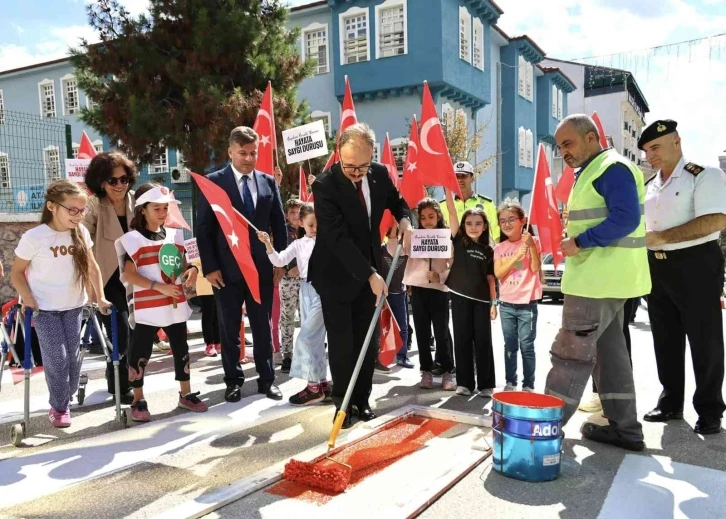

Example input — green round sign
[159,243,184,278]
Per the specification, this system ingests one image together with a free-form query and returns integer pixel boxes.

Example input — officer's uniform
[641,120,726,424]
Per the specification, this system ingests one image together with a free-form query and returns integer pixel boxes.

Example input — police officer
[640,119,726,435]
[440,161,500,244]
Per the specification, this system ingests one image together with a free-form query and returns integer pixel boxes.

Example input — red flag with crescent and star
[530,144,564,269]
[378,300,403,366]
[252,81,276,176]
[399,115,427,210]
[321,75,360,171]
[189,171,260,303]
[299,165,313,202]
[379,133,400,238]
[416,82,463,199]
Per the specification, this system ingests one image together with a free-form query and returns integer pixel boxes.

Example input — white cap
[454,161,474,175]
[135,186,180,208]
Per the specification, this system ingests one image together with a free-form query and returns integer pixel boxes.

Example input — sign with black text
[65,159,91,183]
[282,120,329,164]
[410,229,451,259]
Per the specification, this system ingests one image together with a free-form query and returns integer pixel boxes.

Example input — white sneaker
[503,383,515,391]
[455,386,472,396]
[522,386,535,393]
[479,388,494,398]
[578,394,602,413]
[154,340,170,351]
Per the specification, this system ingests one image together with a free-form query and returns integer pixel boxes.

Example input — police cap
[637,119,677,150]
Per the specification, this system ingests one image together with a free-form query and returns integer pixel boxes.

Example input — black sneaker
[431,365,445,376]
[281,357,292,374]
[322,385,333,402]
[580,423,645,451]
[374,360,391,374]
[289,386,325,406]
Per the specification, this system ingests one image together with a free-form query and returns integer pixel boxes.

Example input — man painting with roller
[544,114,650,451]
[308,122,411,429]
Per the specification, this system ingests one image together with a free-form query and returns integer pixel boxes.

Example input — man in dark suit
[196,126,287,402]
[309,122,411,428]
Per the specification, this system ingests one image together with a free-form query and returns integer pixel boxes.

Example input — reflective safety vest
[115,229,192,328]
[562,149,651,298]
[440,194,500,244]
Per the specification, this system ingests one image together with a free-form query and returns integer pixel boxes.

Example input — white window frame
[86,95,97,110]
[472,18,484,71]
[38,79,56,118]
[455,108,468,132]
[310,110,332,138]
[552,85,558,118]
[93,139,103,153]
[0,89,5,124]
[518,127,526,167]
[152,147,169,174]
[375,0,407,59]
[0,152,10,189]
[525,129,534,168]
[441,102,455,134]
[517,56,526,98]
[60,74,79,116]
[339,6,370,65]
[372,142,381,163]
[72,142,80,159]
[390,137,407,171]
[525,62,534,102]
[557,89,563,120]
[43,145,61,183]
[301,22,330,75]
[459,6,472,63]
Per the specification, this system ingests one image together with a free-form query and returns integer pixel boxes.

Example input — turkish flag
[190,171,261,303]
[592,111,609,148]
[322,151,338,173]
[417,82,463,199]
[252,81,276,176]
[379,133,400,238]
[164,191,192,231]
[299,165,313,202]
[530,144,564,269]
[399,115,427,210]
[378,300,403,366]
[337,75,358,146]
[78,131,97,159]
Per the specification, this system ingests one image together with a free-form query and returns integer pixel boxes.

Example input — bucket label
[543,453,561,466]
[493,411,562,439]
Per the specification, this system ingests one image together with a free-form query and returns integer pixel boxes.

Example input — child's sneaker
[420,371,434,389]
[441,373,456,391]
[204,344,217,357]
[522,386,535,393]
[322,383,333,403]
[130,399,151,422]
[289,386,325,406]
[455,386,472,396]
[479,388,494,398]
[396,357,415,369]
[179,392,208,412]
[281,357,292,374]
[214,343,222,354]
[48,408,71,428]
[503,383,516,391]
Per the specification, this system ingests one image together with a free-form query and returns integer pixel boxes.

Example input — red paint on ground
[267,417,458,505]
[493,391,563,408]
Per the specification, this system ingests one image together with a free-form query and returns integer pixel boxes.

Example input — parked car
[541,254,565,302]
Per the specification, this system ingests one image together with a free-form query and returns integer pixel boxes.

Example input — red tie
[355,180,367,214]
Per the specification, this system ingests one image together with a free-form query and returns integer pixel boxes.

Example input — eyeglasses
[341,164,371,174]
[105,176,131,187]
[57,202,89,217]
[498,217,520,226]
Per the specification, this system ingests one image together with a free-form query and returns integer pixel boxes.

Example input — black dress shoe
[694,417,722,435]
[353,404,377,422]
[333,408,353,429]
[259,384,282,400]
[643,408,683,422]
[225,385,242,402]
[581,423,645,452]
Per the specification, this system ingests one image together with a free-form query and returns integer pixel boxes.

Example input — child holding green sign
[115,183,208,422]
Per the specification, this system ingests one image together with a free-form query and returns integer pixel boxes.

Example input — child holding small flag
[379,223,410,368]
[494,202,542,392]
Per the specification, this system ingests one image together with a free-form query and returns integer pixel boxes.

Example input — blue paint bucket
[492,391,565,482]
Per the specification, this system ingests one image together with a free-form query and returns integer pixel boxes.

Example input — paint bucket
[492,391,565,482]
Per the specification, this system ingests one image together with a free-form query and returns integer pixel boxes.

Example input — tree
[70,0,313,176]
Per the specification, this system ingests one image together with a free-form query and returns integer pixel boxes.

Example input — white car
[541,254,565,302]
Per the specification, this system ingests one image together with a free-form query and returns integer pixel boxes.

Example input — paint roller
[282,240,405,493]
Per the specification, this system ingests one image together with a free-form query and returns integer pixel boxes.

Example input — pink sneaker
[204,344,217,357]
[130,399,151,422]
[442,373,456,391]
[214,344,222,354]
[48,408,71,428]
[178,392,208,412]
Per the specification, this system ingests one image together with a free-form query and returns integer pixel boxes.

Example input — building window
[459,6,471,63]
[376,0,406,58]
[372,142,381,162]
[152,148,168,174]
[38,79,56,118]
[524,62,534,102]
[302,23,329,74]
[0,89,4,125]
[518,56,526,98]
[557,89,563,120]
[552,85,558,118]
[390,138,407,170]
[518,127,526,167]
[525,129,534,168]
[0,152,10,189]
[310,110,332,138]
[456,108,468,132]
[44,146,61,183]
[441,103,455,134]
[93,140,103,153]
[61,74,79,115]
[72,143,80,159]
[340,7,369,65]
[472,18,484,70]
[544,143,553,171]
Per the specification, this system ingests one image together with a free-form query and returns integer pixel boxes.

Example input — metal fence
[0,110,72,214]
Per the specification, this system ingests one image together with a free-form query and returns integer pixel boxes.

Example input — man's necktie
[241,175,255,218]
[355,180,367,214]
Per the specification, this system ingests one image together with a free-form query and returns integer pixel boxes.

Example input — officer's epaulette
[475,194,493,202]
[684,162,705,176]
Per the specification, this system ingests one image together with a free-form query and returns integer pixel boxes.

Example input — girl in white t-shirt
[11,180,111,428]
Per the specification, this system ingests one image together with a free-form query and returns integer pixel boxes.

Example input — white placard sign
[282,120,329,164]
[65,159,91,183]
[410,229,452,259]
[184,238,199,262]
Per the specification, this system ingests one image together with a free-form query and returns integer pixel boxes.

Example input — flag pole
[236,210,260,234]
[527,144,542,221]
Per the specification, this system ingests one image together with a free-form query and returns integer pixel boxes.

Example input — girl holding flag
[116,183,208,422]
